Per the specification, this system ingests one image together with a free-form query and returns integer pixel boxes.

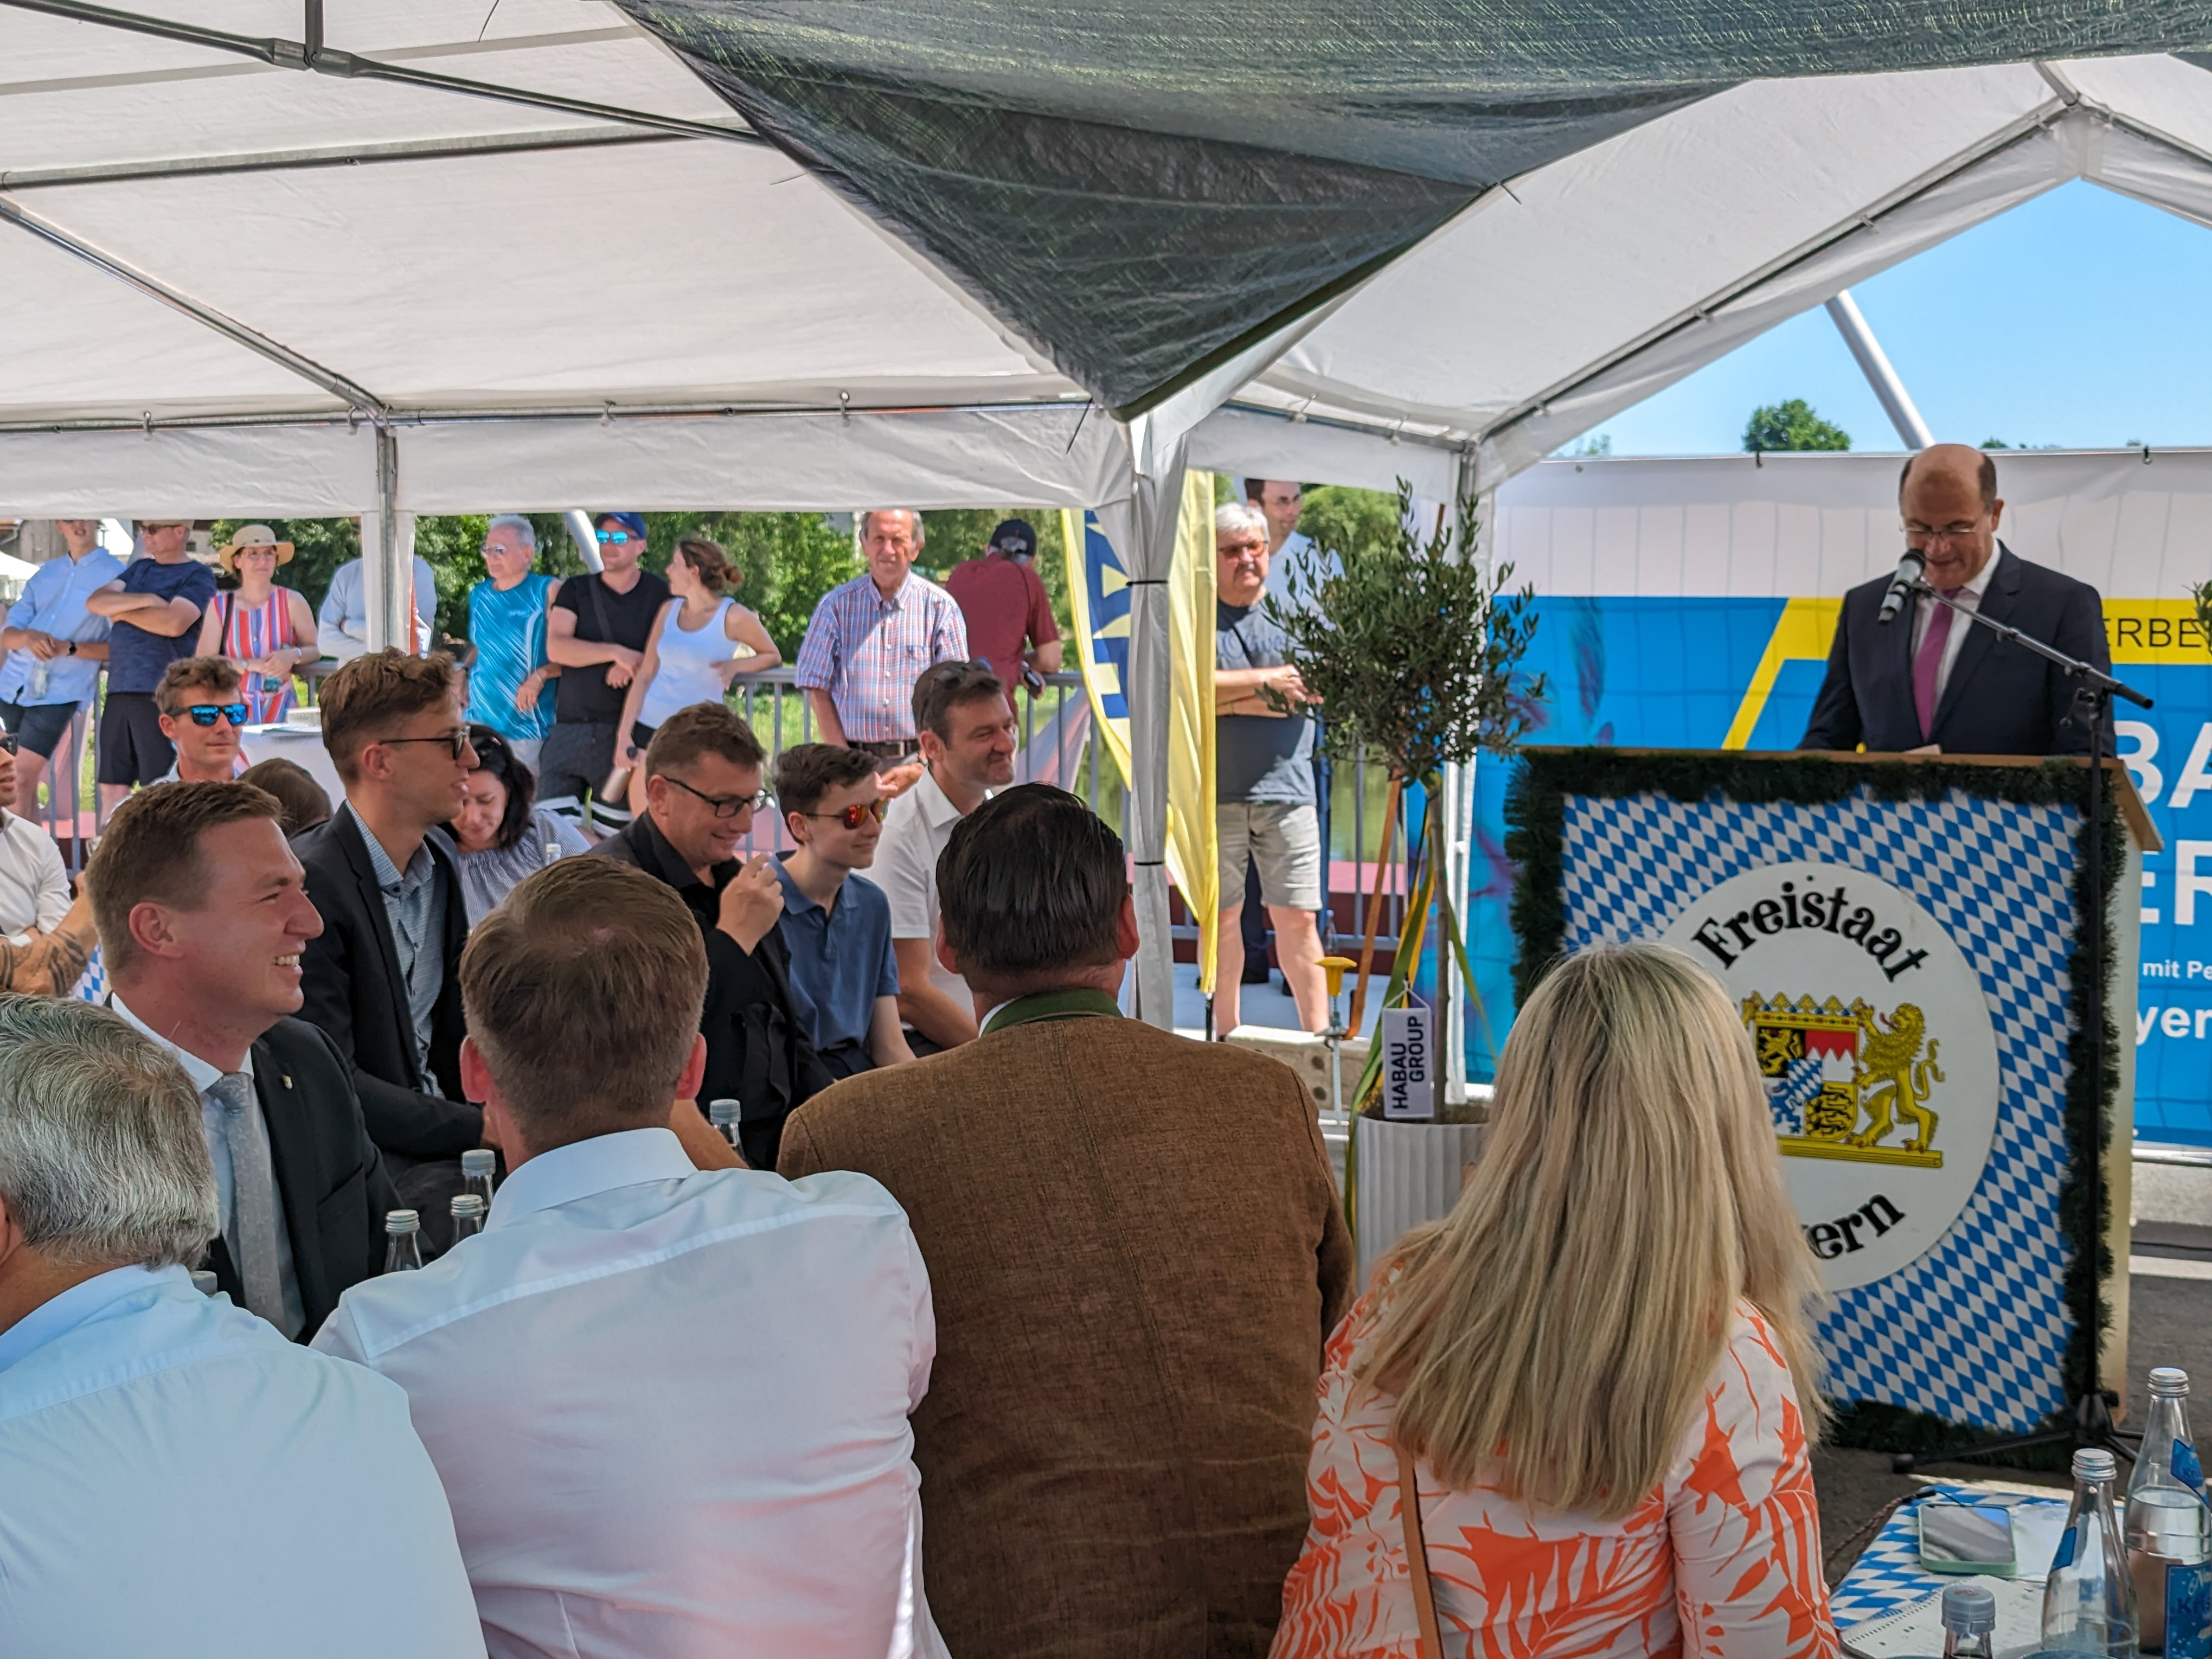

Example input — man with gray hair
[464,513,561,770]
[796,509,969,760]
[0,996,484,1658]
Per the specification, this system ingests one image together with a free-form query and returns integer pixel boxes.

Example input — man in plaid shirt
[797,510,970,759]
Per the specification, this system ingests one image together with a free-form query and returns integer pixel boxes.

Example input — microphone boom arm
[1905,579,2152,709]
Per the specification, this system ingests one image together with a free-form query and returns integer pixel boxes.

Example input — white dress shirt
[874,766,988,1019]
[0,1263,483,1658]
[111,993,305,1337]
[1910,545,2001,706]
[314,1126,947,1659]
[0,809,70,941]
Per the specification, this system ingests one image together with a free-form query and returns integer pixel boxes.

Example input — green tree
[1742,399,1851,453]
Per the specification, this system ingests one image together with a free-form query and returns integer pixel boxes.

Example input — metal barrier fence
[28,663,1409,956]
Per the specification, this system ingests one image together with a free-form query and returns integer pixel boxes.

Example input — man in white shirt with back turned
[315,855,945,1659]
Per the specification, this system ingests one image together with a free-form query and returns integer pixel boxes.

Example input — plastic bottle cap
[385,1208,421,1233]
[2073,1447,2119,1482]
[461,1149,495,1176]
[189,1269,220,1296]
[708,1098,740,1125]
[2151,1366,2191,1395]
[1941,1582,1997,1636]
[450,1195,487,1218]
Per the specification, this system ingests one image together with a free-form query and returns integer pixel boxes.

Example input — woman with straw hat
[198,524,317,723]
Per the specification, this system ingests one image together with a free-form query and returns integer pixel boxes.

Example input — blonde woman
[1272,943,1837,1659]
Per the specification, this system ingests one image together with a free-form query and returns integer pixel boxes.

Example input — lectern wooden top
[1528,746,2161,855]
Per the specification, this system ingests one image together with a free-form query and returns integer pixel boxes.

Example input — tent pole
[1824,290,1933,450]
[368,425,401,653]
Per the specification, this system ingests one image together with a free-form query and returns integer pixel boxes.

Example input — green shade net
[620,0,2212,414]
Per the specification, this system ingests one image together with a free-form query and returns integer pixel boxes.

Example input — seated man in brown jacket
[780,783,1352,1658]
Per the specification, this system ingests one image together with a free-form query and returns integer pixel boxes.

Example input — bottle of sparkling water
[2046,1446,2139,1655]
[383,1208,424,1273]
[1942,1581,1998,1657]
[461,1146,497,1210]
[449,1193,488,1242]
[2128,1368,2212,1657]
[708,1098,741,1150]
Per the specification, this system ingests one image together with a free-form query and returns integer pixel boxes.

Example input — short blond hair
[459,858,708,1150]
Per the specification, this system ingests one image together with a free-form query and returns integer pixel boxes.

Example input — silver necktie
[208,1073,285,1327]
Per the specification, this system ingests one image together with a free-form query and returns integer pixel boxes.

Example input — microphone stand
[1889,580,2153,1474]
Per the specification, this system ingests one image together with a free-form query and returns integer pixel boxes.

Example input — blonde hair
[1361,942,1827,1521]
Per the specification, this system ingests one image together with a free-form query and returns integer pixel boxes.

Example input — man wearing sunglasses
[152,657,248,784]
[541,511,669,827]
[597,701,832,1169]
[292,650,486,1174]
[771,744,913,1081]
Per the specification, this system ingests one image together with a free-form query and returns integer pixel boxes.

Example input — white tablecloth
[236,723,346,812]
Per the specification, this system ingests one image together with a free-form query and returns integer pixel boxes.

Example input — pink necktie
[1912,590,1961,741]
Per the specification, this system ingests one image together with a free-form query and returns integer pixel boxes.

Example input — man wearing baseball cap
[85,518,218,806]
[541,511,668,827]
[945,517,1061,689]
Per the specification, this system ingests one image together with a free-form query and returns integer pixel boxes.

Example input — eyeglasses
[0,733,16,754]
[595,529,636,545]
[665,774,770,818]
[184,703,251,727]
[377,729,473,760]
[797,798,888,830]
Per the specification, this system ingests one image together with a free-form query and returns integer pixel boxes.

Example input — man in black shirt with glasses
[595,701,832,1168]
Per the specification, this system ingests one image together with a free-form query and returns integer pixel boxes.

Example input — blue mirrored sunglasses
[185,703,250,727]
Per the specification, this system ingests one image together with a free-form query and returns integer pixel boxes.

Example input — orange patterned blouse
[1270,1293,1838,1659]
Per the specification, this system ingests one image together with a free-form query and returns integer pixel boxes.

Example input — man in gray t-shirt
[1212,502,1327,1035]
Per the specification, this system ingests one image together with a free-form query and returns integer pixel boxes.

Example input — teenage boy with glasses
[152,656,247,784]
[292,650,487,1173]
[597,701,831,1169]
[772,743,912,1080]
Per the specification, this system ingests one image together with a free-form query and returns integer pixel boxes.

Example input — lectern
[1506,747,2158,1443]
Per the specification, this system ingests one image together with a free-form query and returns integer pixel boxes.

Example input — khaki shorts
[1217,801,1322,912]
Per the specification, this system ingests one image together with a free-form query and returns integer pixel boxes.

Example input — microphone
[1877,550,1926,626]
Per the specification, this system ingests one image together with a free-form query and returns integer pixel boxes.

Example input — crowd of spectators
[0,499,1843,1654]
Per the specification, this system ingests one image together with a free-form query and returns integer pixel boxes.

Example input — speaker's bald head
[1899,443,1997,511]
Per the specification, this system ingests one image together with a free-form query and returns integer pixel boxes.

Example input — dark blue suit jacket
[1799,545,2111,756]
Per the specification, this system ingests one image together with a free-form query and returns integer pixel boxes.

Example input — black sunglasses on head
[185,703,250,727]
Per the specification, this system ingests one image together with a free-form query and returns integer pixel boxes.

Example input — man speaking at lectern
[1800,444,2111,755]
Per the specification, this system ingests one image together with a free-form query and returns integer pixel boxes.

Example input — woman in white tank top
[614,536,779,790]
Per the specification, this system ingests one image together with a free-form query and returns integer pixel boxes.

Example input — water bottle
[2129,1368,2212,1656]
[1942,1581,1999,1658]
[29,661,48,700]
[449,1193,487,1241]
[2046,1446,2139,1654]
[383,1208,424,1273]
[189,1269,220,1297]
[708,1098,741,1150]
[544,840,562,867]
[461,1146,497,1210]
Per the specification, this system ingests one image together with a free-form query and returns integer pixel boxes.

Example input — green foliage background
[207,507,1076,662]
[1742,398,1852,453]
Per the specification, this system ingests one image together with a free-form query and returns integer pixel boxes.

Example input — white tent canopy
[1201,54,2212,498]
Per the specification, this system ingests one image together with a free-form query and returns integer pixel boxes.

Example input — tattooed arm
[0,890,97,997]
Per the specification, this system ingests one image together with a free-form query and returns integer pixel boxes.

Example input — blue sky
[1585,181,2212,457]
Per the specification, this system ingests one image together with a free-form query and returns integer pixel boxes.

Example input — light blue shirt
[0,1264,484,1658]
[319,555,437,650]
[110,993,304,1338]
[0,545,124,706]
[315,1128,947,1659]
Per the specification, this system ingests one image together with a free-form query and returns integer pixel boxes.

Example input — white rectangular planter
[1352,1114,1489,1286]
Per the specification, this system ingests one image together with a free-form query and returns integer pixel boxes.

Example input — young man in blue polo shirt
[771,744,912,1080]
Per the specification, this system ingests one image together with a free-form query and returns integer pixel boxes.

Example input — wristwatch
[64,642,75,656]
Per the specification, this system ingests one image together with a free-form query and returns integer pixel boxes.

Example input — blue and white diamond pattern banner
[1560,785,2078,1433]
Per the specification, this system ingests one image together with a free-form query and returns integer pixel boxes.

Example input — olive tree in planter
[1266,482,1544,1119]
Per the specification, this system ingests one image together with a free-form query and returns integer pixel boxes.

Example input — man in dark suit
[88,780,396,1337]
[595,700,829,1169]
[1801,443,2111,755]
[292,650,483,1171]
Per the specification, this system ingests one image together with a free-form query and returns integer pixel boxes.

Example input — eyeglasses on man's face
[0,733,17,754]
[184,703,251,728]
[666,774,771,819]
[797,798,888,831]
[595,529,637,545]
[377,729,474,761]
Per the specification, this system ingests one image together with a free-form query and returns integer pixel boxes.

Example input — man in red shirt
[945,519,1061,689]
